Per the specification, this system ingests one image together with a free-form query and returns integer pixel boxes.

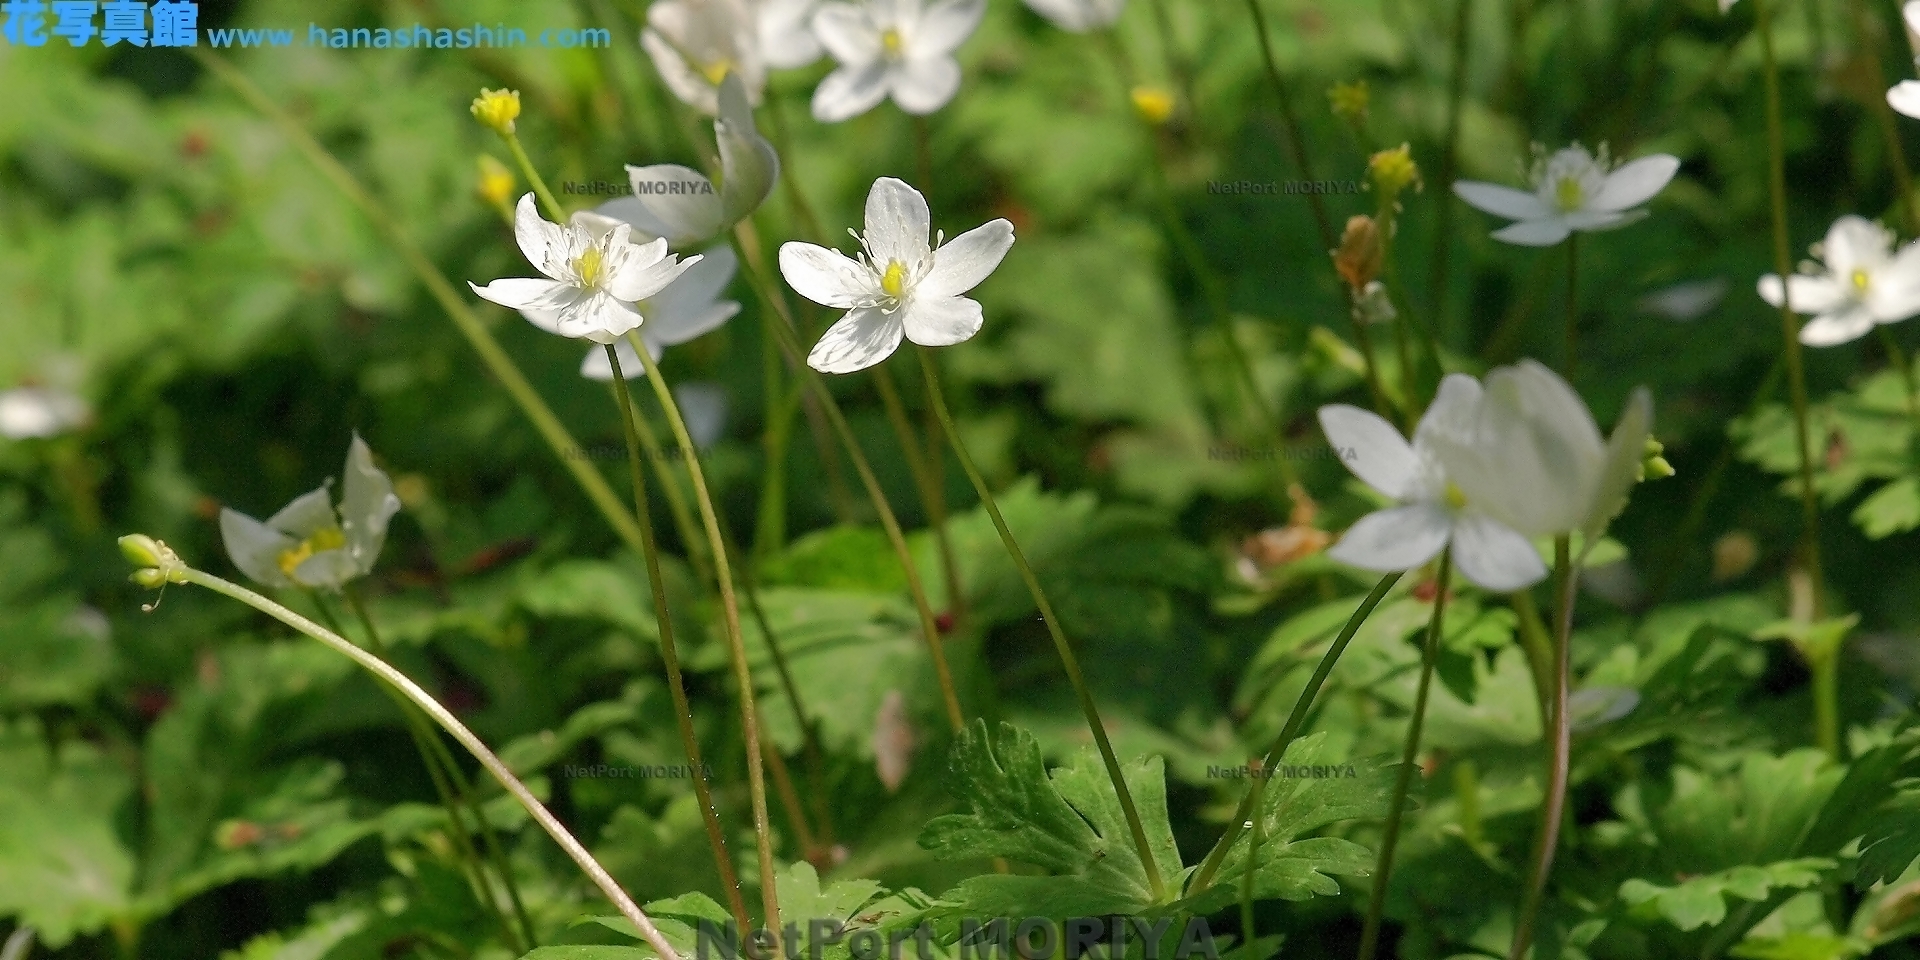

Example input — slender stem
[1428,0,1475,330]
[735,548,837,850]
[1507,536,1578,960]
[762,738,819,861]
[502,132,567,223]
[1849,0,1920,234]
[734,225,967,734]
[612,353,716,589]
[1358,552,1454,960]
[918,346,1165,901]
[175,566,685,960]
[1755,0,1825,620]
[1240,768,1263,951]
[919,364,962,622]
[756,349,801,563]
[604,346,754,932]
[1241,0,1336,252]
[875,363,965,617]
[192,50,651,558]
[627,346,783,950]
[1191,573,1405,894]
[1145,0,1199,118]
[1510,590,1556,717]
[761,91,829,246]
[1563,235,1579,381]
[1812,651,1841,758]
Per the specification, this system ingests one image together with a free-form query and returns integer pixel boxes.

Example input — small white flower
[1424,360,1652,543]
[1758,215,1920,347]
[1318,378,1548,592]
[219,434,402,591]
[758,0,825,68]
[599,73,779,249]
[470,194,697,345]
[561,245,743,379]
[642,0,767,115]
[1453,143,1680,247]
[1021,0,1124,32]
[780,177,1013,374]
[809,0,985,122]
[0,386,88,440]
[1892,4,1920,118]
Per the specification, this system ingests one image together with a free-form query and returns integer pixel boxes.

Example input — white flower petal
[675,382,730,449]
[1589,155,1680,213]
[1757,274,1847,315]
[339,433,401,575]
[510,193,571,279]
[0,387,87,439]
[471,277,579,312]
[268,487,338,538]
[1823,215,1893,277]
[623,165,725,247]
[716,72,780,229]
[1022,0,1125,32]
[760,0,824,68]
[918,219,1014,299]
[908,0,986,58]
[1449,513,1550,591]
[1326,504,1453,573]
[813,1,882,63]
[580,338,655,381]
[1452,181,1550,221]
[1562,209,1631,231]
[645,244,742,344]
[219,507,297,589]
[588,198,673,244]
[902,295,984,346]
[891,56,962,114]
[1868,240,1920,322]
[641,27,720,116]
[1798,305,1877,346]
[555,292,646,344]
[812,61,892,122]
[607,244,696,303]
[864,177,933,266]
[1907,0,1920,37]
[292,549,362,590]
[1491,218,1573,246]
[807,306,906,373]
[1583,387,1652,542]
[1318,404,1421,501]
[781,242,876,307]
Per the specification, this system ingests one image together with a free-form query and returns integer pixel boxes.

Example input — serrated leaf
[0,718,135,948]
[1619,858,1834,931]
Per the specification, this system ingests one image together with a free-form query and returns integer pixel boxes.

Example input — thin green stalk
[1241,0,1336,252]
[917,345,1165,901]
[1848,0,1920,234]
[343,588,535,953]
[756,343,801,563]
[1358,552,1454,960]
[920,361,962,622]
[1145,0,1198,124]
[1428,0,1475,330]
[192,50,650,558]
[604,346,755,933]
[1563,235,1579,381]
[1507,536,1578,960]
[1755,0,1825,620]
[502,132,566,224]
[1510,590,1555,717]
[761,737,819,861]
[1240,770,1263,951]
[734,224,968,734]
[760,87,829,247]
[734,543,837,852]
[1813,652,1840,758]
[1191,573,1405,893]
[611,357,717,590]
[875,363,965,619]
[149,559,686,960]
[626,346,783,951]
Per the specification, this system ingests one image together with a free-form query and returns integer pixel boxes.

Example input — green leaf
[1619,858,1834,931]
[0,718,135,948]
[1852,475,1920,538]
[516,558,661,641]
[761,525,909,593]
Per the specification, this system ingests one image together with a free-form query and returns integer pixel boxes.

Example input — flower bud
[1329,80,1369,126]
[476,155,515,206]
[1130,86,1175,126]
[470,88,522,136]
[120,534,165,568]
[1369,143,1421,200]
[1333,215,1382,292]
[1640,436,1675,481]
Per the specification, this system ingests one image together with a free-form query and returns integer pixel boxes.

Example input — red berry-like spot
[132,686,172,722]
[181,130,209,159]
[935,611,957,634]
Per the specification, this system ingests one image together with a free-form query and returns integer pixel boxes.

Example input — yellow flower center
[880,260,907,298]
[1443,481,1469,511]
[575,246,605,287]
[881,28,904,56]
[1554,176,1585,212]
[1852,268,1871,294]
[277,527,346,578]
[701,58,734,85]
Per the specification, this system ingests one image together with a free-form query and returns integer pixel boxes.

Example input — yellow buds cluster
[1130,85,1175,126]
[1328,80,1369,126]
[1332,215,1382,292]
[1368,143,1421,200]
[470,88,522,136]
[476,155,516,207]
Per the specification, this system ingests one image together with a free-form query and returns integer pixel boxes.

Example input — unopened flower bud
[120,534,165,568]
[470,88,522,136]
[1333,215,1383,292]
[1329,80,1369,125]
[1640,436,1675,480]
[1130,86,1175,126]
[1369,143,1421,200]
[476,155,515,206]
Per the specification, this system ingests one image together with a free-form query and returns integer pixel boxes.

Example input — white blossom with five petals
[1758,215,1920,347]
[219,434,402,591]
[780,177,1013,374]
[1318,378,1549,592]
[1453,143,1680,247]
[809,0,985,122]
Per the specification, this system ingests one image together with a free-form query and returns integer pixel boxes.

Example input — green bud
[120,534,164,568]
[131,568,169,589]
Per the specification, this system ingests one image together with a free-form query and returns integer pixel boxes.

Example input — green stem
[1563,235,1579,381]
[626,346,783,951]
[1241,0,1336,252]
[603,346,755,933]
[1849,0,1920,234]
[1191,572,1405,894]
[503,131,567,223]
[875,363,966,619]
[733,543,837,852]
[918,346,1165,901]
[1812,650,1841,758]
[173,565,686,960]
[192,50,651,560]
[1358,552,1453,960]
[1428,0,1475,330]
[1507,536,1578,960]
[1510,590,1556,718]
[1755,0,1825,620]
[612,356,717,590]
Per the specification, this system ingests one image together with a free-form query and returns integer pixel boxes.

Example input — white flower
[1424,360,1652,543]
[1317,378,1548,592]
[1758,215,1920,347]
[219,434,402,591]
[780,177,1013,374]
[758,0,825,68]
[1021,0,1124,32]
[561,245,743,379]
[642,0,767,115]
[0,386,88,440]
[1453,143,1680,247]
[598,73,779,250]
[469,194,697,345]
[1892,4,1920,118]
[810,0,985,122]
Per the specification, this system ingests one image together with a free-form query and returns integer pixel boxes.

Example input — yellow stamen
[1852,268,1871,293]
[1443,482,1469,511]
[881,28,903,56]
[701,58,734,85]
[576,246,605,287]
[277,527,346,578]
[1554,176,1584,212]
[881,260,907,298]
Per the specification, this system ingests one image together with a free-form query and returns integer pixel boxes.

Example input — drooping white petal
[891,56,963,114]
[623,165,726,247]
[268,487,338,539]
[339,433,402,575]
[812,61,892,122]
[908,0,986,59]
[813,2,883,63]
[781,242,877,307]
[219,507,298,589]
[1798,304,1877,346]
[645,244,742,345]
[1757,274,1848,315]
[864,177,933,266]
[1318,404,1421,501]
[1637,278,1730,321]
[902,295,984,346]
[1589,155,1680,212]
[918,219,1015,299]
[716,72,780,229]
[1326,504,1452,573]
[471,277,581,312]
[641,27,719,116]
[1491,218,1573,247]
[1432,360,1604,537]
[1449,513,1550,591]
[807,306,906,373]
[1583,387,1652,542]
[1452,181,1550,221]
[553,292,646,344]
[1823,215,1893,277]
[511,194,571,280]
[1906,0,1920,37]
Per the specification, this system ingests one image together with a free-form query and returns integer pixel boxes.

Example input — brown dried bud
[1333,215,1383,292]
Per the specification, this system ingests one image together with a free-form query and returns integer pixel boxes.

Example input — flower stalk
[1507,535,1578,960]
